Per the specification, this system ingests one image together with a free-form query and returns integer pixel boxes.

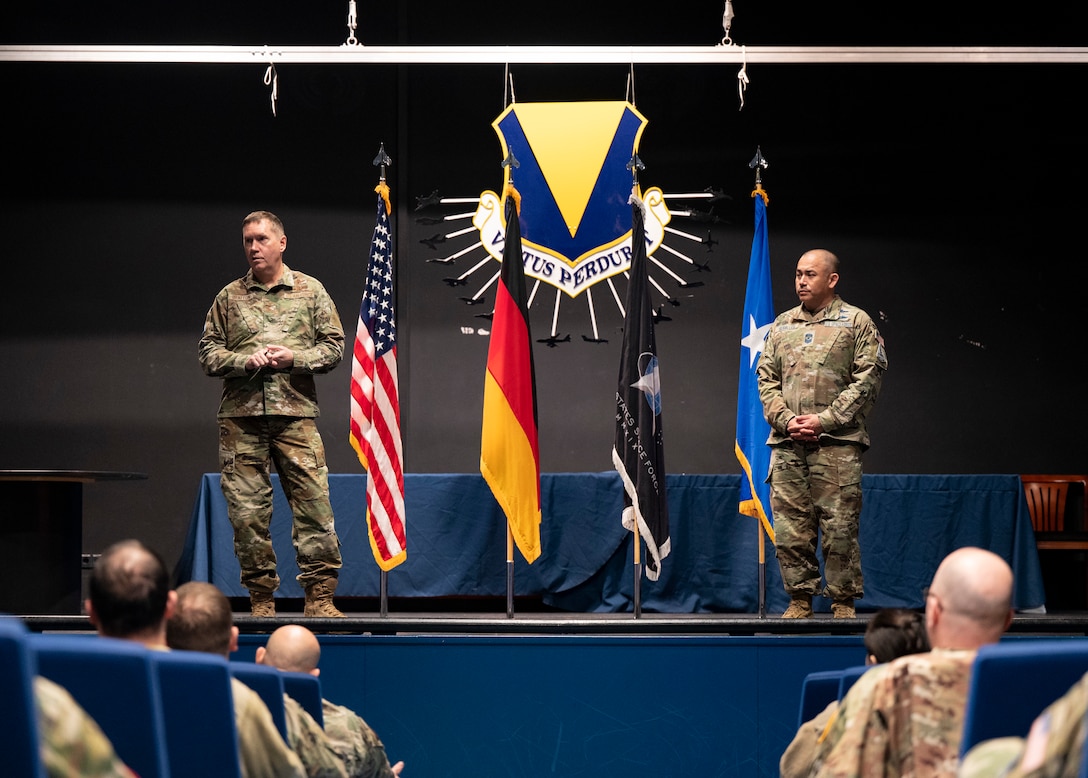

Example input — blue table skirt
[176,473,1045,613]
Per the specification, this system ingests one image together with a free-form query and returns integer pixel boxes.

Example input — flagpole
[633,524,642,619]
[380,570,389,618]
[758,522,766,619]
[506,525,515,618]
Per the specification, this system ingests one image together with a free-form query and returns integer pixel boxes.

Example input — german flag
[480,187,542,563]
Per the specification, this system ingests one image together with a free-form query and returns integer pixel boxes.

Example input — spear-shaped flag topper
[373,143,392,181]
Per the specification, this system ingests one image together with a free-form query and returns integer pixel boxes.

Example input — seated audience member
[780,608,930,777]
[35,675,137,777]
[811,546,1015,778]
[256,624,405,778]
[89,539,305,778]
[168,581,343,778]
[85,538,175,648]
[958,670,1088,777]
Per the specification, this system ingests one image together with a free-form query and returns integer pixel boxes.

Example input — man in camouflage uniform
[756,248,888,619]
[811,547,1014,777]
[90,542,307,777]
[168,582,343,778]
[257,624,404,777]
[959,670,1088,777]
[199,210,345,618]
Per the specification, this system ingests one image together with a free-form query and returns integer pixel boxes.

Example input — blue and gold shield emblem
[473,101,671,298]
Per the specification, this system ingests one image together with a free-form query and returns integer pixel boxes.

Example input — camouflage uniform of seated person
[257,624,404,777]
[167,581,331,778]
[811,547,1014,778]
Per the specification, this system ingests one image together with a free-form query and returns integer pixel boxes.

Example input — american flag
[349,185,406,570]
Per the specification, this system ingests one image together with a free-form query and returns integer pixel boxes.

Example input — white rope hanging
[263,60,278,116]
[737,45,749,110]
[717,1,749,110]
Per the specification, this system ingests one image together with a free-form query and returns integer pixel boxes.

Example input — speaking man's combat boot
[832,599,856,619]
[304,578,345,618]
[249,590,275,617]
[781,595,813,619]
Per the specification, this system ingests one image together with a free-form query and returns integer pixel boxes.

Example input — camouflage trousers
[768,441,863,601]
[218,416,342,593]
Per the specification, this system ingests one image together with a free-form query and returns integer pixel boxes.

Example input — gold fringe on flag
[375,181,392,215]
[504,183,522,216]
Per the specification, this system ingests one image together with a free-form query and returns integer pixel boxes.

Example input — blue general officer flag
[734,190,775,543]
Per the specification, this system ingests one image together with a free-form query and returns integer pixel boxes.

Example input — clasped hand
[245,344,294,371]
[787,414,823,443]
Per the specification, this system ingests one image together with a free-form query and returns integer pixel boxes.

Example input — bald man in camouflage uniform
[811,547,1014,778]
[757,248,887,619]
[199,210,345,618]
[257,624,404,777]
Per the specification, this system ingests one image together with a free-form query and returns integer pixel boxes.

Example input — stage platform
[20,609,1088,636]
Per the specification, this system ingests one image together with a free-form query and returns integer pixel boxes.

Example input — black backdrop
[2,1,1085,577]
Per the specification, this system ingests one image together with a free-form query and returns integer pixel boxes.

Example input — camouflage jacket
[757,296,887,449]
[283,693,349,778]
[232,677,307,778]
[813,648,976,778]
[199,265,344,418]
[35,675,137,777]
[322,699,398,778]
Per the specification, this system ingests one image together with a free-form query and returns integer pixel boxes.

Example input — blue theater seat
[797,669,844,728]
[0,617,45,778]
[152,649,242,778]
[960,638,1088,758]
[230,660,289,741]
[28,633,170,778]
[838,664,870,700]
[282,670,324,727]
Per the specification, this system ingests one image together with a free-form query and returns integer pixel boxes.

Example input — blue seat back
[960,639,1088,758]
[797,669,843,728]
[230,661,289,741]
[838,664,870,700]
[0,617,45,778]
[282,671,324,728]
[28,633,170,778]
[152,649,242,778]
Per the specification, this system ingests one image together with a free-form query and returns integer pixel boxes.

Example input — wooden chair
[1023,475,1088,609]
[1021,474,1088,549]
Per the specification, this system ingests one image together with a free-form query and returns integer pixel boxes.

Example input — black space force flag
[611,194,671,581]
